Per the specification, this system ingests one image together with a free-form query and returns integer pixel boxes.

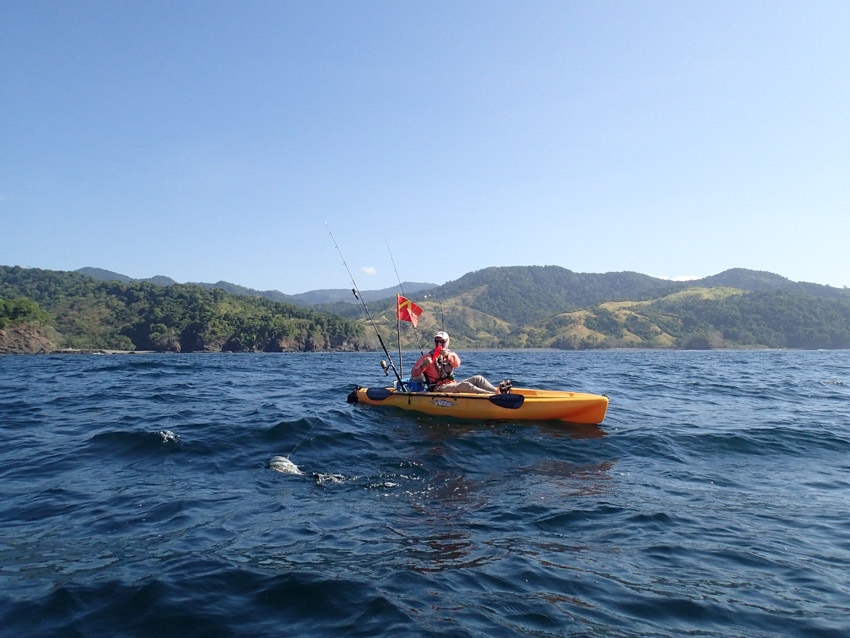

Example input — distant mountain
[75,267,434,306]
[76,267,178,287]
[186,280,296,305]
[291,282,436,305]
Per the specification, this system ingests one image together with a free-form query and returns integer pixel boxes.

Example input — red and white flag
[396,294,423,327]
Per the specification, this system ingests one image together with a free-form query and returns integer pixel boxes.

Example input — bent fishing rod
[325,222,405,388]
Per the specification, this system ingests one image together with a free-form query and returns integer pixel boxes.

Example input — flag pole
[396,294,403,378]
[387,242,424,356]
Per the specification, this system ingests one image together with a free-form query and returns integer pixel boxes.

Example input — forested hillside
[0,266,364,353]
[522,288,850,350]
[356,267,850,350]
[434,266,683,324]
[3,264,849,353]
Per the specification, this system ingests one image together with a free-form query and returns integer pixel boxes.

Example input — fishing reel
[380,360,389,376]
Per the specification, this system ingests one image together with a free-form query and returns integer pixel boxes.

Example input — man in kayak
[410,331,510,394]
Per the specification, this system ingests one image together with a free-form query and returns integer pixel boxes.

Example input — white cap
[434,331,450,346]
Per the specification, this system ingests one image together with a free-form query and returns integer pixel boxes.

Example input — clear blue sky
[2,1,848,293]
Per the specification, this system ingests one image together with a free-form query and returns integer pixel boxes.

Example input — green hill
[290,282,436,305]
[431,265,682,325]
[1,266,365,353]
[352,267,850,351]
[697,268,850,299]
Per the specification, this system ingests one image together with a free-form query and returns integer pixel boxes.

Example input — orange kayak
[347,386,608,424]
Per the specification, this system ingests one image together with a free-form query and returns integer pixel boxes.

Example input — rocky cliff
[0,325,56,354]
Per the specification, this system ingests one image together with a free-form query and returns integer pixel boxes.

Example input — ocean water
[1,349,849,637]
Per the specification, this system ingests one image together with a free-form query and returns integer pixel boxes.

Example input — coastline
[49,348,156,355]
[3,346,842,357]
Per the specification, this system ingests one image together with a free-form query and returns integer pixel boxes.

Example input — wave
[0,570,424,638]
[86,429,182,457]
[672,425,850,458]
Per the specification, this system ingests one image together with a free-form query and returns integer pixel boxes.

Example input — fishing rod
[387,242,404,375]
[325,223,405,388]
[386,241,424,361]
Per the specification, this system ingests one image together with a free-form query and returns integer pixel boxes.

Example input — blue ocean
[1,350,849,637]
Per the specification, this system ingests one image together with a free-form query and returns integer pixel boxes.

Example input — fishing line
[324,222,404,387]
[285,419,316,458]
[427,287,446,331]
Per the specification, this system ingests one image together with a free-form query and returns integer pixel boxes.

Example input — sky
[2,1,848,294]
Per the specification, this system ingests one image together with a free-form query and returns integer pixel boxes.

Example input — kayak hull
[350,386,608,424]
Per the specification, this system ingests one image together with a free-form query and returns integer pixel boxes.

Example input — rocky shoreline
[49,348,155,355]
[0,325,56,355]
[0,325,152,355]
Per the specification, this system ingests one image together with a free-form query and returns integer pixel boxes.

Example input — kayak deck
[348,386,608,424]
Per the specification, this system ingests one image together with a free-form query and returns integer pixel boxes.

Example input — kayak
[347,386,609,424]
